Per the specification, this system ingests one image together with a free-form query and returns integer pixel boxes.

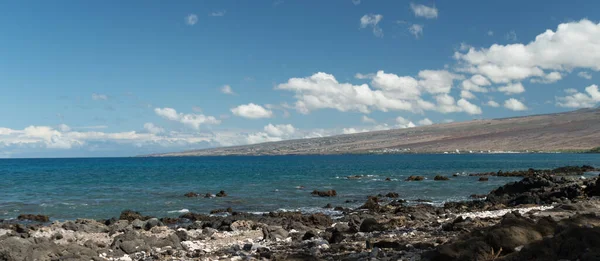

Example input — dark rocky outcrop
[434,175,450,181]
[406,176,425,181]
[184,192,199,197]
[216,190,228,197]
[17,214,49,222]
[119,210,152,222]
[478,176,489,181]
[311,190,337,197]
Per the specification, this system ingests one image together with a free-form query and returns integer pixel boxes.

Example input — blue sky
[1,0,600,158]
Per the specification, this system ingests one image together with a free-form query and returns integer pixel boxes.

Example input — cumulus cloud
[361,115,376,124]
[410,3,438,19]
[578,71,592,80]
[461,75,491,92]
[155,107,221,129]
[556,84,600,108]
[409,24,424,39]
[530,72,562,84]
[143,123,164,134]
[355,73,375,79]
[486,100,500,107]
[92,93,108,101]
[231,103,274,119]
[460,90,476,99]
[497,82,525,94]
[504,98,528,111]
[395,116,417,129]
[263,123,295,137]
[418,118,433,126]
[360,14,383,37]
[220,85,235,95]
[435,94,482,115]
[454,20,600,84]
[185,14,198,25]
[418,70,463,94]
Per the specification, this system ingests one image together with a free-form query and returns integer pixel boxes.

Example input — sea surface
[1,154,600,221]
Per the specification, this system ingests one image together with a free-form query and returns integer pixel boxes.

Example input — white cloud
[360,14,383,37]
[455,20,600,84]
[460,90,476,100]
[564,88,578,94]
[263,123,295,137]
[530,72,562,84]
[556,84,600,108]
[371,70,421,99]
[461,75,491,93]
[486,100,500,107]
[220,85,235,95]
[497,82,525,94]
[487,30,494,36]
[504,98,528,111]
[144,123,164,134]
[231,103,274,119]
[418,70,463,94]
[505,30,517,41]
[418,118,433,126]
[578,71,592,80]
[410,3,438,19]
[92,93,108,101]
[209,10,226,17]
[361,115,376,124]
[185,14,198,25]
[396,117,416,128]
[355,73,375,79]
[58,124,71,132]
[409,24,424,39]
[457,98,483,115]
[155,107,221,129]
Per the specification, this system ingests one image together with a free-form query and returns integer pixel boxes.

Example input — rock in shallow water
[17,214,49,222]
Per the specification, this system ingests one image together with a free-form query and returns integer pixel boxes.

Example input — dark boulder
[17,214,49,222]
[360,218,384,232]
[406,175,424,181]
[216,190,227,197]
[184,192,199,197]
[478,176,489,181]
[311,190,337,197]
[359,197,380,211]
[434,175,450,181]
[385,192,399,198]
[119,210,151,222]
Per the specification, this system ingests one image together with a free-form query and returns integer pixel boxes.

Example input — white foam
[458,205,554,219]
[168,209,190,214]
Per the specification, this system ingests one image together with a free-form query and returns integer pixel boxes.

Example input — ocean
[1,154,600,221]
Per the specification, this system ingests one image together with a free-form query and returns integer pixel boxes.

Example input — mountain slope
[147,108,600,156]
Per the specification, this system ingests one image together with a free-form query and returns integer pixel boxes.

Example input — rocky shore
[2,165,600,261]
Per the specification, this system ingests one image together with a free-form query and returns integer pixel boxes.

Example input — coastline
[2,166,600,260]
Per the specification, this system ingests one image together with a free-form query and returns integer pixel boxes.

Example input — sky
[1,0,600,158]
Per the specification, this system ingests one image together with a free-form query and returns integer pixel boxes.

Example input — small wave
[168,209,190,214]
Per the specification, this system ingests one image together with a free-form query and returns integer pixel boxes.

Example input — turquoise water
[1,154,600,220]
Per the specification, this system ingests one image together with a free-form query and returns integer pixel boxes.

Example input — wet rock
[385,177,392,181]
[17,214,49,222]
[347,175,363,179]
[184,192,199,197]
[119,210,151,222]
[479,176,489,181]
[470,194,487,199]
[323,203,333,208]
[243,243,253,251]
[359,197,380,211]
[144,218,163,230]
[328,229,344,244]
[385,192,399,198]
[216,190,228,197]
[434,175,450,181]
[311,190,337,197]
[406,175,424,181]
[302,230,317,240]
[374,240,404,250]
[131,219,145,229]
[204,193,214,198]
[360,218,384,232]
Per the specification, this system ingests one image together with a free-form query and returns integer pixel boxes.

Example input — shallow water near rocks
[1,154,600,220]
